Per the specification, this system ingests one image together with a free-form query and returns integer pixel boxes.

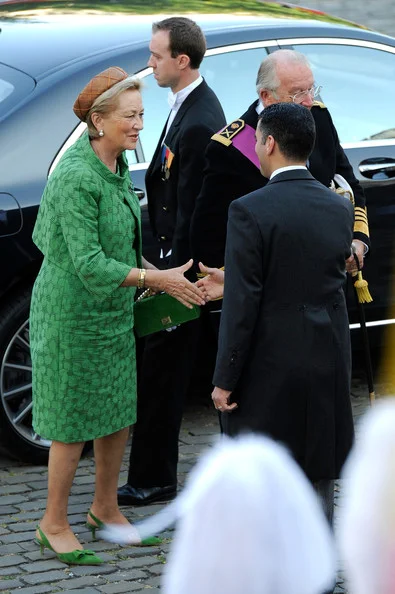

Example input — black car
[1,10,395,463]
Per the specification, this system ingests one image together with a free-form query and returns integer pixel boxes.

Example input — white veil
[162,435,336,594]
[338,399,395,594]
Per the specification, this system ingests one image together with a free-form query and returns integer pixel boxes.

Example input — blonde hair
[86,77,142,138]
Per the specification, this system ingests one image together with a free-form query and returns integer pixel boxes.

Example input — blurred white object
[98,522,146,545]
[338,399,395,594]
[98,503,178,544]
[331,173,355,204]
[158,435,335,594]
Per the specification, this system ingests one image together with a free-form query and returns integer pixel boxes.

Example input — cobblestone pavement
[0,373,390,594]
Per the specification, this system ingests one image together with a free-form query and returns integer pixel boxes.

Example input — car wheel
[0,287,51,464]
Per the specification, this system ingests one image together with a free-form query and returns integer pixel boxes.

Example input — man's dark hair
[152,17,206,70]
[258,103,316,162]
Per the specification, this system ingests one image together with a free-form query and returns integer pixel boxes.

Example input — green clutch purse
[133,290,201,338]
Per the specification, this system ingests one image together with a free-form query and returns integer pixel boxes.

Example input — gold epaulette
[354,206,370,238]
[312,100,326,109]
[211,119,245,147]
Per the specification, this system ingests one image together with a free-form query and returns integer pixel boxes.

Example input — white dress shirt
[164,76,203,140]
[270,165,307,180]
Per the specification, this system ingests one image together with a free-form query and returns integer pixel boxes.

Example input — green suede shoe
[86,509,162,546]
[35,526,103,565]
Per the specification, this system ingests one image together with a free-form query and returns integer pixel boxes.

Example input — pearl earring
[99,129,104,137]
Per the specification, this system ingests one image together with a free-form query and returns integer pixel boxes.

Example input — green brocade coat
[30,131,142,442]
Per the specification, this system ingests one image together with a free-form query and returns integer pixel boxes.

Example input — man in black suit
[191,49,369,279]
[118,17,226,506]
[209,103,354,524]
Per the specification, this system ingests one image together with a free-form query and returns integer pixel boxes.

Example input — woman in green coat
[30,67,205,565]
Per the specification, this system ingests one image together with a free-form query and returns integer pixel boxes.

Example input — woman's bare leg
[89,427,130,524]
[37,440,85,552]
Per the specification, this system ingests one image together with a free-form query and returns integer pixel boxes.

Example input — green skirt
[30,260,137,443]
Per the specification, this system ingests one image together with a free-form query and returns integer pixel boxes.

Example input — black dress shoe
[117,483,177,506]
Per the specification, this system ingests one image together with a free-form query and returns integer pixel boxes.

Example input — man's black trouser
[127,312,217,487]
[313,479,335,527]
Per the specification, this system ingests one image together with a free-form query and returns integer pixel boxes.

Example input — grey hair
[86,77,143,138]
[255,50,311,97]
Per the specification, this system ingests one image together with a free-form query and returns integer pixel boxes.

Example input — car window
[128,46,271,165]
[0,79,13,103]
[295,43,395,143]
[134,76,168,163]
[201,46,270,122]
[0,64,36,120]
[124,148,139,165]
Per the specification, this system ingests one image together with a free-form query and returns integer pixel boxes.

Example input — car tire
[0,286,51,464]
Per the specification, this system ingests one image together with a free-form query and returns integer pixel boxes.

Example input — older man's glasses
[289,85,322,104]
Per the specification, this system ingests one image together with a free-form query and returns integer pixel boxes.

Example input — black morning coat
[213,170,355,481]
[190,100,369,269]
[145,79,226,271]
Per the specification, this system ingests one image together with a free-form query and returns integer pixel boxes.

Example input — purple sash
[231,123,260,169]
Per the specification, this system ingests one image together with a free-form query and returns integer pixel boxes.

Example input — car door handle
[359,158,395,179]
[134,187,145,200]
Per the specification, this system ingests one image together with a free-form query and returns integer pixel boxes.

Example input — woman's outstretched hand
[146,259,205,309]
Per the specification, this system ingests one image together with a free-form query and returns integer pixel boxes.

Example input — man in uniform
[117,17,225,506]
[191,49,369,278]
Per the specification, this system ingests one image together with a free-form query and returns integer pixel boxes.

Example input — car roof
[0,13,393,80]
